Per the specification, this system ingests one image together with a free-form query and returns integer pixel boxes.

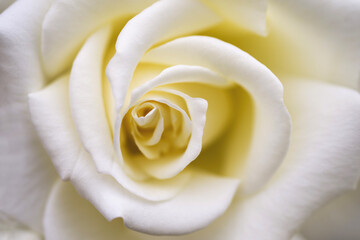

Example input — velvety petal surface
[0,0,57,232]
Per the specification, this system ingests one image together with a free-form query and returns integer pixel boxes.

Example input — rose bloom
[1,0,360,239]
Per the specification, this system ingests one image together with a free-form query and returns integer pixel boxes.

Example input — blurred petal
[291,234,307,240]
[0,0,15,12]
[203,0,267,35]
[42,0,157,77]
[268,0,360,90]
[0,213,42,240]
[0,0,56,232]
[143,36,291,193]
[302,185,360,240]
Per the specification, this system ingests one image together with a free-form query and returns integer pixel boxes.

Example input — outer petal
[268,0,360,90]
[302,185,360,240]
[142,36,291,193]
[0,0,57,232]
[42,0,157,77]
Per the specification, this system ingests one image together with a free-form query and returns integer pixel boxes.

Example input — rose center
[124,99,191,161]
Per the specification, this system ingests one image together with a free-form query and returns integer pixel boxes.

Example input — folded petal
[143,36,291,193]
[70,149,240,235]
[0,0,57,232]
[42,0,157,77]
[69,25,114,173]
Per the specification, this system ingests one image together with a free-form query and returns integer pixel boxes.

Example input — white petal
[43,180,134,240]
[302,185,360,240]
[143,36,291,193]
[129,65,230,106]
[69,25,114,173]
[0,0,56,232]
[29,75,81,180]
[42,0,157,77]
[203,0,267,35]
[107,0,220,111]
[267,0,360,90]
[70,150,240,235]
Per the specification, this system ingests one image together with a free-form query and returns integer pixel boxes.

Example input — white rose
[0,0,359,240]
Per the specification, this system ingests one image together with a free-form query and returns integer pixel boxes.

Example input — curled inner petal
[121,89,207,180]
